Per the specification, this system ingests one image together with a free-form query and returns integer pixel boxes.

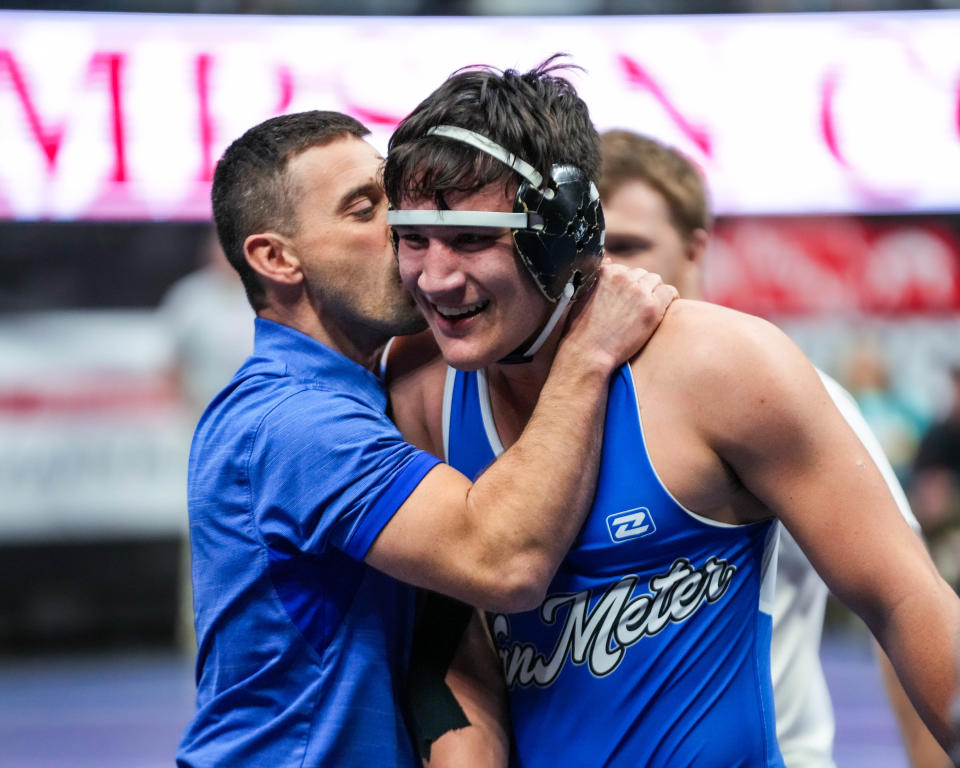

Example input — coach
[175,110,674,767]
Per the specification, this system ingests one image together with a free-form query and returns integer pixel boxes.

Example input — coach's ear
[244,232,303,287]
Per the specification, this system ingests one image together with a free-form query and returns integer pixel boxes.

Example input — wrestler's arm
[387,343,511,768]
[876,647,953,767]
[424,612,510,768]
[823,377,952,766]
[820,371,951,768]
[368,264,676,612]
[692,307,959,753]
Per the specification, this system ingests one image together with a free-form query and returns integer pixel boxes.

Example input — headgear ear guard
[386,125,605,363]
[512,162,605,303]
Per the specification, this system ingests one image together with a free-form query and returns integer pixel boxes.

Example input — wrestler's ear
[678,228,709,301]
[244,232,303,287]
[687,228,709,267]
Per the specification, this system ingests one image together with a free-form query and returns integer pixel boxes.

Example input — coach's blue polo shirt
[177,318,440,768]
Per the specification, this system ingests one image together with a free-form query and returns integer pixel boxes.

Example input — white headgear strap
[386,209,542,230]
[427,125,545,190]
[385,125,557,231]
[520,279,575,359]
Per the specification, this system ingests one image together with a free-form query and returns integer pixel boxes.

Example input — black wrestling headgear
[387,125,605,362]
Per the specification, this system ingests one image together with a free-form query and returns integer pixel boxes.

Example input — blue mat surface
[0,631,909,767]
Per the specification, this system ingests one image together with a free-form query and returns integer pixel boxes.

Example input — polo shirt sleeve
[248,386,441,561]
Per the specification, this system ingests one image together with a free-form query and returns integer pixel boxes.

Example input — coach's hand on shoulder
[562,262,677,373]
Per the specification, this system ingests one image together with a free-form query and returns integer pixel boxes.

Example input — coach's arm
[369,264,675,612]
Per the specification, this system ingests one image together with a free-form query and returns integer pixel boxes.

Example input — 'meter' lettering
[493,557,736,686]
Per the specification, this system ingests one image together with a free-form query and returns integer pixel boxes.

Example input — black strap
[405,590,475,761]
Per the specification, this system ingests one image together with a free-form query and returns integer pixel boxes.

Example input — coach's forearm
[461,344,613,611]
[369,266,671,610]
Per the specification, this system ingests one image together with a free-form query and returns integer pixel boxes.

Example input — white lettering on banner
[492,557,737,687]
[708,221,856,313]
[864,228,960,312]
[2,10,960,219]
[706,218,960,314]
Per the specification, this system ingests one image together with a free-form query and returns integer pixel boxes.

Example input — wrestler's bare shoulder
[386,331,445,386]
[385,331,447,455]
[629,298,822,431]
[631,298,828,452]
[630,298,790,376]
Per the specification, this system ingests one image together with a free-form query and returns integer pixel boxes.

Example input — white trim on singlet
[759,523,781,616]
[476,363,768,530]
[622,366,758,530]
[817,369,919,532]
[442,365,456,464]
[475,369,507,458]
[469,361,782,616]
[378,336,396,381]
[473,361,767,530]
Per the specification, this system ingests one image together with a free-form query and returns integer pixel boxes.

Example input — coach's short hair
[211,110,369,310]
[384,55,600,207]
[599,129,712,243]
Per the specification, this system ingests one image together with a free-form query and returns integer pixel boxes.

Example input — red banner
[709,218,960,314]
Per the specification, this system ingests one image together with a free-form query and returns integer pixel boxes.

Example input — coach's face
[286,136,426,346]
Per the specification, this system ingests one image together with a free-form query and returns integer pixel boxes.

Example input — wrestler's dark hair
[211,110,369,310]
[384,55,600,208]
[599,129,712,243]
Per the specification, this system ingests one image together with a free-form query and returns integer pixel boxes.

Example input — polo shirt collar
[252,317,386,408]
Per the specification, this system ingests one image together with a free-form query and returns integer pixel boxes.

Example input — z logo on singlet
[606,507,656,543]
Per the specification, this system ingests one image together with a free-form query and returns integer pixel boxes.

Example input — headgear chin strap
[386,124,605,364]
[499,279,576,364]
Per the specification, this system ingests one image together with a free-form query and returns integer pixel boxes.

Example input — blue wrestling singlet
[443,364,785,767]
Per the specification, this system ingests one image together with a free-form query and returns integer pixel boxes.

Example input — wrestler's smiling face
[393,183,550,371]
